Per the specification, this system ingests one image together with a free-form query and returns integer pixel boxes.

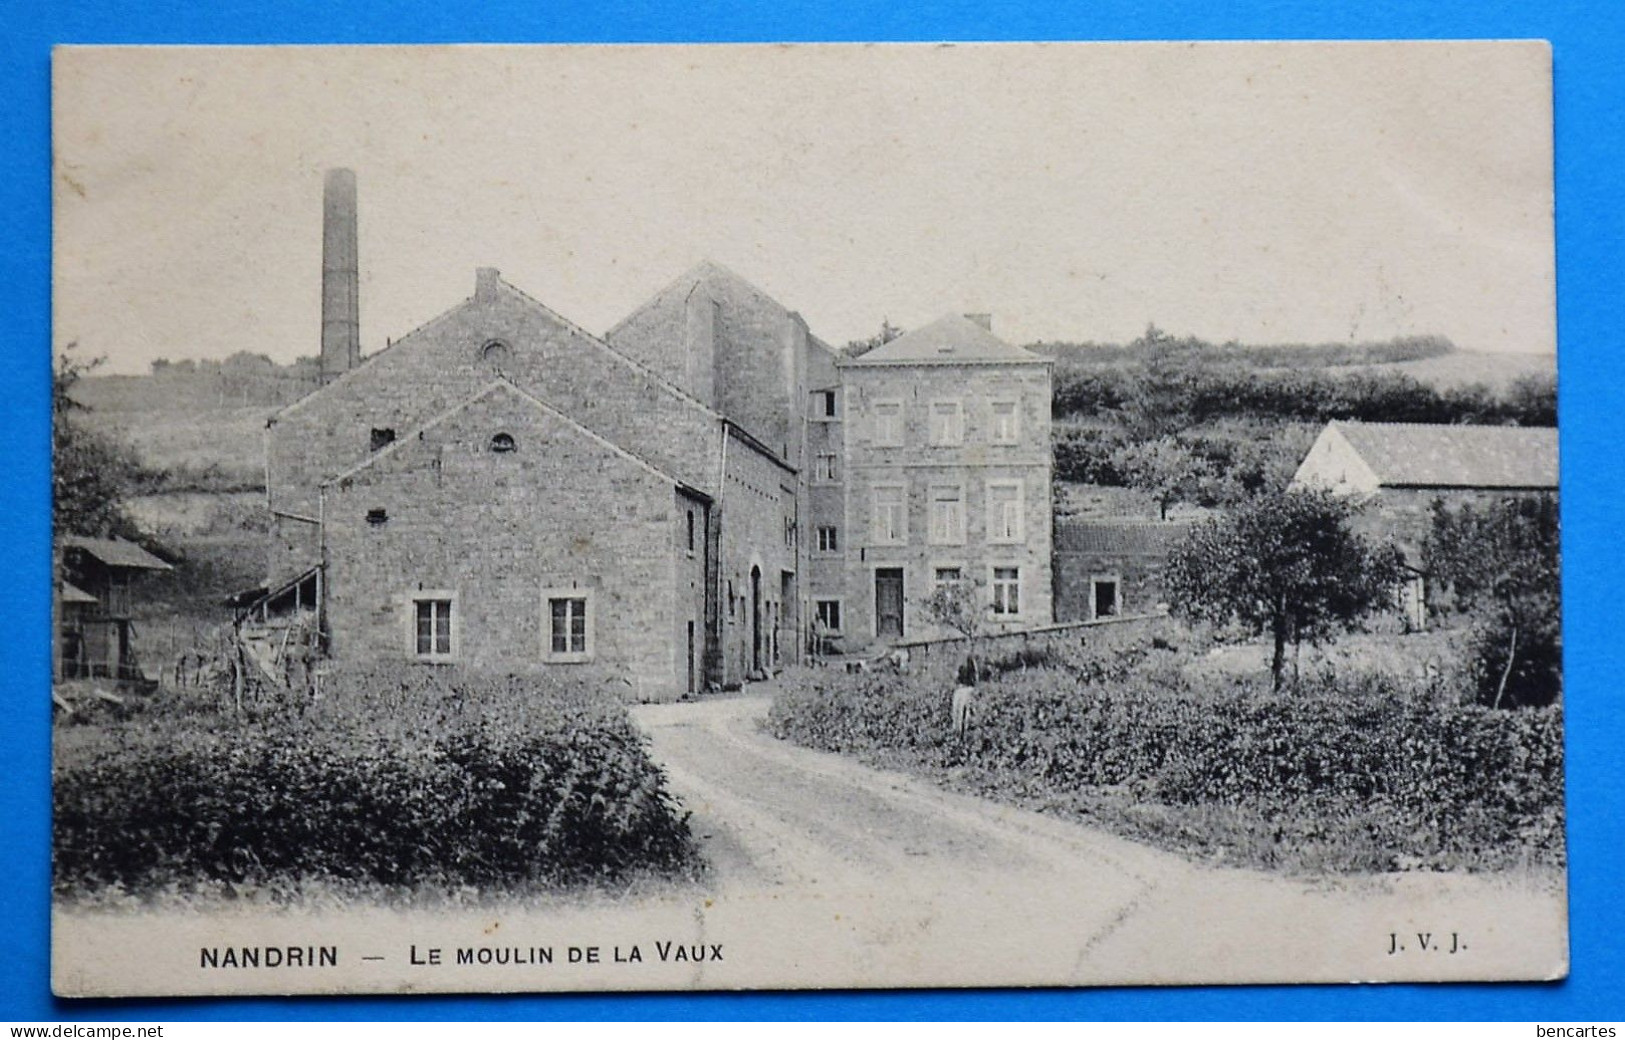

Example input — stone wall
[895,612,1172,682]
[267,271,724,585]
[320,384,688,700]
[1053,550,1171,622]
[715,427,799,686]
[839,361,1053,646]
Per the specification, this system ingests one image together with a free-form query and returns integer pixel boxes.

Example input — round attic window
[490,433,517,453]
[480,340,512,366]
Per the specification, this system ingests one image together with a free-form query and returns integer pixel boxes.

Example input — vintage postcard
[50,42,1564,996]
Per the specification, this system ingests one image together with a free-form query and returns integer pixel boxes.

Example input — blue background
[3,0,1621,1022]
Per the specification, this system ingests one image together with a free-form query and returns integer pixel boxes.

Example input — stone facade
[263,209,1062,689]
[1052,520,1194,623]
[835,316,1054,646]
[608,261,847,666]
[321,382,703,696]
[606,261,827,464]
[267,269,796,696]
[714,426,799,685]
[269,268,723,572]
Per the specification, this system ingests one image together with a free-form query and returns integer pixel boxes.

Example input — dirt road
[52,690,1568,996]
[630,692,1569,988]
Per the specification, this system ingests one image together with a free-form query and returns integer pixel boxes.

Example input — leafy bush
[54,666,701,900]
[768,649,1564,873]
[1424,496,1562,709]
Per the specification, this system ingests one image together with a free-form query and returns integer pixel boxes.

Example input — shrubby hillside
[1039,326,1556,515]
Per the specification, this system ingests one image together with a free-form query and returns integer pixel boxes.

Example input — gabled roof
[324,378,711,501]
[60,536,173,571]
[60,581,98,604]
[606,259,839,361]
[1330,421,1558,490]
[841,313,1051,366]
[275,269,728,427]
[1055,520,1196,555]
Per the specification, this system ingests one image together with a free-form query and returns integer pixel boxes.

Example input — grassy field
[1347,350,1555,389]
[80,405,271,487]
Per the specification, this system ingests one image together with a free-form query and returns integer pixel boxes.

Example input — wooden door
[875,568,905,640]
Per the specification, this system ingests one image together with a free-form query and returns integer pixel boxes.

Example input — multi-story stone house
[255,171,1058,698]
[834,315,1054,642]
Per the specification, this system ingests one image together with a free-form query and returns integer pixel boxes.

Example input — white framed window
[541,586,595,663]
[409,591,457,662]
[929,400,964,446]
[816,524,840,553]
[871,483,907,544]
[817,390,838,419]
[929,484,965,545]
[814,599,843,634]
[815,453,839,482]
[871,400,904,447]
[987,479,1025,543]
[990,399,1021,444]
[932,564,965,586]
[991,566,1021,617]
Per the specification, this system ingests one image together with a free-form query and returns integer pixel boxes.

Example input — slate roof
[1055,519,1196,555]
[842,313,1051,366]
[60,536,173,571]
[1333,421,1558,490]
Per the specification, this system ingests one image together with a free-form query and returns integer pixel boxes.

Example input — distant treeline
[1054,365,1558,428]
[1031,333,1457,370]
[75,353,321,412]
[1047,326,1557,509]
[1045,326,1554,428]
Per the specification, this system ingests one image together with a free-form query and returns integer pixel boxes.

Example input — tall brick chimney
[320,168,360,383]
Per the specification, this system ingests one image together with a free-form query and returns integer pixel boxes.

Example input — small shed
[1053,519,1195,623]
[56,535,173,682]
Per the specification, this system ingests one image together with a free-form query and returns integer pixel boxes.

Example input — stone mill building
[255,170,1055,699]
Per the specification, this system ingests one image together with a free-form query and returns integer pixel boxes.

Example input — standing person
[951,653,980,738]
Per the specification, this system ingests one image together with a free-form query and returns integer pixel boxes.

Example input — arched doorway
[750,565,763,676]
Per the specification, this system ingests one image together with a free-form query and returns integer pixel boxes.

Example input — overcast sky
[53,42,1554,374]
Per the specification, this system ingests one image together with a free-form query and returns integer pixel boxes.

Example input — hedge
[767,650,1564,873]
[54,666,701,898]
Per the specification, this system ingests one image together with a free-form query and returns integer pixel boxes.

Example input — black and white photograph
[49,42,1564,996]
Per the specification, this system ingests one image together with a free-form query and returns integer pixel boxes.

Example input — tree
[1110,436,1208,519]
[920,578,988,642]
[54,345,144,538]
[842,319,904,358]
[1113,323,1201,439]
[1165,489,1407,691]
[1423,496,1561,708]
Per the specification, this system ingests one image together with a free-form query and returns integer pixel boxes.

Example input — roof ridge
[844,312,1052,366]
[602,263,708,340]
[272,297,474,422]
[492,275,730,425]
[323,378,702,495]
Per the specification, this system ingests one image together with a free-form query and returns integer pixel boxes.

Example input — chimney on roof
[476,267,503,300]
[320,169,361,384]
[964,313,993,333]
